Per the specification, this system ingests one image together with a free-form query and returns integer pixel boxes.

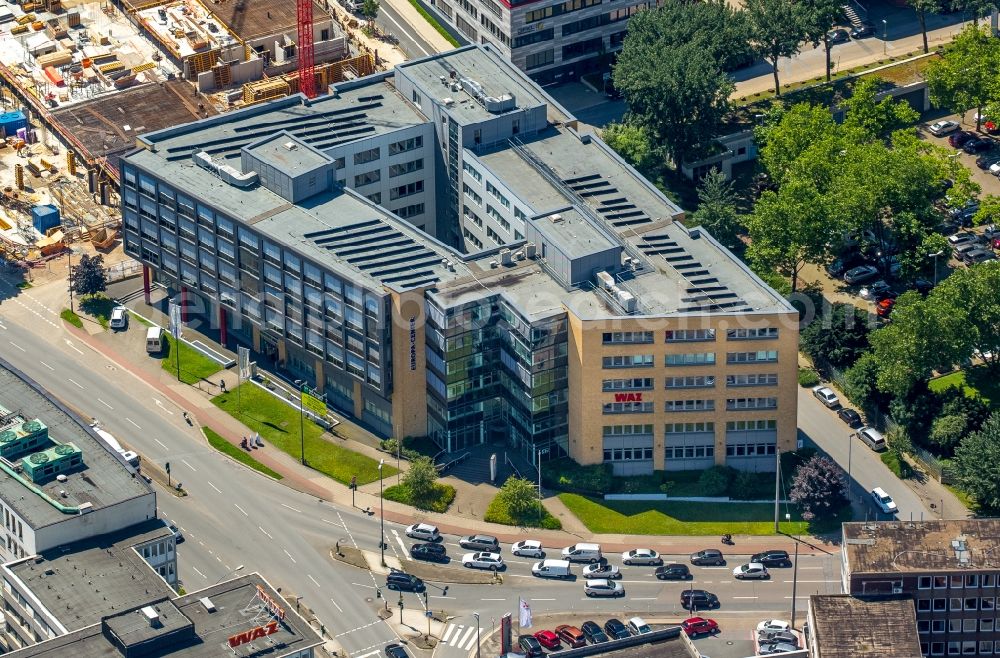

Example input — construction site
[0,0,384,267]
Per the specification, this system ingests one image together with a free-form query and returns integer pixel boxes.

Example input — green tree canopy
[744,0,809,95]
[495,476,540,521]
[800,303,871,369]
[935,262,1000,369]
[954,411,1000,511]
[690,169,742,249]
[800,0,845,82]
[401,456,439,510]
[601,120,655,174]
[70,254,108,298]
[925,25,1000,131]
[908,0,943,53]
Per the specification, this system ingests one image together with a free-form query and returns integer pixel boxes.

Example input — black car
[411,543,447,562]
[518,635,543,657]
[913,278,934,295]
[977,154,1000,169]
[690,549,725,566]
[385,644,411,658]
[604,618,630,640]
[827,28,850,43]
[459,534,500,551]
[751,550,793,567]
[826,252,866,278]
[964,137,994,154]
[656,563,692,580]
[581,621,609,644]
[168,524,185,543]
[850,23,875,38]
[680,589,720,610]
[950,130,977,148]
[837,408,863,427]
[386,572,425,592]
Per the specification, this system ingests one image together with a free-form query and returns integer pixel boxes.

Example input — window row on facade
[921,640,1000,656]
[603,328,778,344]
[602,351,779,368]
[603,374,778,390]
[919,574,1000,589]
[601,398,778,414]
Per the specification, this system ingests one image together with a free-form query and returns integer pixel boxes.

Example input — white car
[462,552,504,570]
[584,578,624,597]
[871,487,898,514]
[405,523,440,542]
[733,562,770,580]
[627,617,652,635]
[511,540,545,558]
[583,562,621,579]
[757,620,792,633]
[949,232,979,246]
[109,305,129,330]
[621,548,662,565]
[991,161,1000,177]
[811,385,840,408]
[928,120,960,136]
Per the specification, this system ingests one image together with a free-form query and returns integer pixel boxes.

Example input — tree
[958,0,998,25]
[756,102,840,186]
[401,456,438,509]
[361,0,379,21]
[925,25,1000,132]
[745,0,809,95]
[908,0,943,53]
[929,414,968,456]
[698,465,736,496]
[843,352,885,412]
[800,303,871,369]
[954,411,1000,510]
[613,37,732,168]
[601,119,655,174]
[690,169,742,249]
[840,77,920,140]
[900,232,950,279]
[70,254,108,298]
[935,262,1000,369]
[495,476,540,520]
[789,455,848,521]
[972,195,1000,226]
[800,0,844,82]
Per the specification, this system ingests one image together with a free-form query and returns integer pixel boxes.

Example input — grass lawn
[203,426,282,480]
[880,451,912,479]
[80,294,116,329]
[929,367,1000,408]
[159,335,223,385]
[130,312,153,327]
[485,494,562,530]
[383,482,455,513]
[61,308,83,328]
[212,383,395,486]
[558,493,814,536]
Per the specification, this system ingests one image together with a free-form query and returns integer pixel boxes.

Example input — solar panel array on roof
[162,98,387,162]
[561,175,653,229]
[303,219,441,290]
[637,233,752,313]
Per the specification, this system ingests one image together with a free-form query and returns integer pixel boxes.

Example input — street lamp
[295,380,306,466]
[213,564,244,584]
[930,250,944,286]
[378,459,386,567]
[473,612,481,658]
[882,19,888,55]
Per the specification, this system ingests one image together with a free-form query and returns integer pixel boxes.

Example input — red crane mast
[297,0,317,98]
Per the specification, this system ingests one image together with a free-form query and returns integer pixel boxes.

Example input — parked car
[861,280,894,301]
[534,629,561,650]
[948,232,980,247]
[584,578,625,597]
[757,620,792,633]
[168,524,184,543]
[410,543,447,562]
[837,407,863,427]
[750,550,792,567]
[555,625,587,648]
[984,225,1000,241]
[583,562,621,579]
[733,562,770,580]
[405,523,440,541]
[656,563,692,580]
[954,241,981,260]
[912,278,934,295]
[827,28,850,43]
[689,549,725,566]
[385,643,411,658]
[965,248,996,265]
[844,265,880,284]
[812,385,840,408]
[512,540,544,558]
[680,589,719,610]
[386,572,425,592]
[976,154,1000,169]
[964,137,994,154]
[871,487,898,514]
[876,297,895,318]
[580,621,608,644]
[991,161,1000,176]
[604,619,630,640]
[459,534,499,551]
[929,119,960,136]
[621,548,662,565]
[462,552,504,570]
[109,306,129,331]
[759,631,800,647]
[518,635,543,657]
[850,23,875,38]
[950,130,977,147]
[627,617,652,635]
[857,426,887,451]
[761,643,801,655]
[682,617,719,637]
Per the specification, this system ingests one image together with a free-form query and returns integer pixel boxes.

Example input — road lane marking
[181,459,197,472]
[783,580,837,583]
[154,438,168,450]
[322,518,345,528]
[192,566,206,579]
[733,596,759,599]
[350,582,376,590]
[235,504,248,517]
[442,625,456,642]
[330,597,343,613]
[280,503,302,513]
[457,627,477,650]
[64,340,84,355]
[532,598,555,601]
[8,341,24,352]
[480,598,505,601]
[799,566,824,570]
[153,399,174,415]
[68,378,84,389]
[126,418,141,429]
[283,549,296,564]
[98,398,113,409]
[631,597,657,600]
[393,530,411,561]
[39,361,53,370]
[309,574,321,587]
[258,526,273,539]
[354,651,380,658]
[216,556,222,563]
[207,481,222,494]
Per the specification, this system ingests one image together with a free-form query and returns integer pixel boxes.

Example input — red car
[682,617,719,637]
[534,629,561,650]
[876,297,895,318]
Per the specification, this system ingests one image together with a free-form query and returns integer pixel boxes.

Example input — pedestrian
[220,379,227,392]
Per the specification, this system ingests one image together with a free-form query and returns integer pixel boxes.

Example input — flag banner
[238,346,251,380]
[168,302,182,339]
[519,598,532,628]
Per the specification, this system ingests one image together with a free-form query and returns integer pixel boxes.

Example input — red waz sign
[228,620,280,648]
[613,393,643,402]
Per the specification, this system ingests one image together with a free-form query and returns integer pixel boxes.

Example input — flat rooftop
[4,519,175,632]
[0,362,153,529]
[844,519,1000,573]
[809,595,922,658]
[245,132,333,176]
[6,573,324,658]
[135,1,237,59]
[122,0,325,42]
[398,46,569,125]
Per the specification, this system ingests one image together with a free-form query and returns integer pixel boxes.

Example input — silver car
[621,548,662,565]
[733,562,770,580]
[583,562,621,579]
[584,578,625,598]
[511,540,545,558]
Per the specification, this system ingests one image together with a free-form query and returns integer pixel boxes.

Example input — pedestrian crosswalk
[440,624,479,651]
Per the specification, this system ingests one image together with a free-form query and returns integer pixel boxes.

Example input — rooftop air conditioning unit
[200,597,217,613]
[514,251,525,261]
[489,260,499,268]
[141,606,160,627]
[549,213,563,223]
[500,249,513,266]
[525,243,537,259]
[56,474,67,482]
[451,82,461,92]
[443,97,455,107]
[596,271,615,291]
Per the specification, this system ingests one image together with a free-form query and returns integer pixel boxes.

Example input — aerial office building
[121,44,797,475]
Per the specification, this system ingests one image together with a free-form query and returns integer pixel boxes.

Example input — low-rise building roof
[809,594,922,658]
[843,519,1000,574]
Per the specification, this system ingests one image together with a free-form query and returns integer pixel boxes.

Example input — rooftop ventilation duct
[193,151,258,189]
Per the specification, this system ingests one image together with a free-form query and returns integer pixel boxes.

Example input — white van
[531,559,572,579]
[561,542,602,563]
[146,327,164,354]
[857,427,886,452]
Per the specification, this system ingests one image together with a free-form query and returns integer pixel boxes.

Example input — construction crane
[297,0,317,99]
